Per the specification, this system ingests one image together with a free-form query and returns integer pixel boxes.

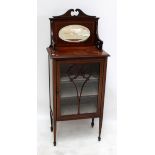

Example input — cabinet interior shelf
[60,95,98,115]
[60,82,98,98]
[60,75,99,83]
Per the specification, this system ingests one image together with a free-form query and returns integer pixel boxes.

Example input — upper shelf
[60,75,99,83]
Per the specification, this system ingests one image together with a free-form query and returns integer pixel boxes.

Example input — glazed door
[57,61,101,117]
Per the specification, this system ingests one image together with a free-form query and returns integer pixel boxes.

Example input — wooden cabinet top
[47,46,109,60]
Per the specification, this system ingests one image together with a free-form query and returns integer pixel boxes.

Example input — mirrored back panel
[59,25,90,43]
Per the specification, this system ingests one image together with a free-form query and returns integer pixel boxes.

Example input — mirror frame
[58,25,90,43]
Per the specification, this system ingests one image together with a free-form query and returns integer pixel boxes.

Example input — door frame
[56,58,105,121]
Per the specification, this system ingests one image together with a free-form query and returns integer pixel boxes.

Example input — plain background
[0,0,155,155]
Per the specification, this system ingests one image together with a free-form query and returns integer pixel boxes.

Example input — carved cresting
[67,64,92,114]
[53,9,95,18]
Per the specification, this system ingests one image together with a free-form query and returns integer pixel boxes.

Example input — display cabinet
[47,9,110,146]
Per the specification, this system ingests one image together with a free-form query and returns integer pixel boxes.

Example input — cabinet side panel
[56,61,61,119]
[49,58,53,112]
[97,62,104,115]
[52,60,57,121]
[100,58,108,118]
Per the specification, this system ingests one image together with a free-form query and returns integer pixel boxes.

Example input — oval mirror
[58,25,90,43]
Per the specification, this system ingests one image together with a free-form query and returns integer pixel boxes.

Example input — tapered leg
[98,117,103,141]
[91,118,94,127]
[48,55,53,132]
[53,120,56,146]
[50,109,53,132]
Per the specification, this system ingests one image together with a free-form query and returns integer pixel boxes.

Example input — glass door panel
[79,63,99,113]
[60,63,100,116]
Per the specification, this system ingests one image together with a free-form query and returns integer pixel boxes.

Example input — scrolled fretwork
[96,39,103,50]
[66,64,92,114]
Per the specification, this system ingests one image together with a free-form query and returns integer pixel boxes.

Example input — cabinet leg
[48,55,53,132]
[53,120,56,146]
[53,141,56,146]
[91,118,94,127]
[50,110,53,132]
[98,117,103,141]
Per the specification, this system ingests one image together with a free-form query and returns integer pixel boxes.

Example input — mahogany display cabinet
[47,9,110,146]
